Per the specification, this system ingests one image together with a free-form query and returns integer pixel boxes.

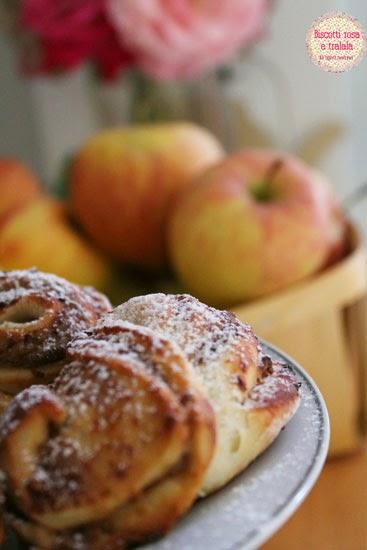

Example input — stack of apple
[0,160,111,290]
[69,122,347,306]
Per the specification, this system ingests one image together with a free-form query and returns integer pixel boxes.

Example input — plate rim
[229,340,330,550]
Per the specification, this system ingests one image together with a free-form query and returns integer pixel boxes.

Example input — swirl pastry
[0,269,111,394]
[0,290,300,548]
[0,321,215,548]
[112,293,301,494]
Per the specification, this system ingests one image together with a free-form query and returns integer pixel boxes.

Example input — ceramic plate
[4,342,329,550]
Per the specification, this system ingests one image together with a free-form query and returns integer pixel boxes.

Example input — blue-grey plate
[4,342,329,550]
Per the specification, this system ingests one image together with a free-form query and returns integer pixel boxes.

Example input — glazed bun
[112,294,300,494]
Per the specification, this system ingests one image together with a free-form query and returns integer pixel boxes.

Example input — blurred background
[1,0,366,233]
[0,0,366,548]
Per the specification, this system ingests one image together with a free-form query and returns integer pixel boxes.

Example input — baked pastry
[0,290,300,548]
[67,320,215,542]
[0,320,215,548]
[112,293,301,494]
[0,269,111,394]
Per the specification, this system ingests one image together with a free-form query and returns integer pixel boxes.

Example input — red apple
[168,149,346,305]
[70,123,224,268]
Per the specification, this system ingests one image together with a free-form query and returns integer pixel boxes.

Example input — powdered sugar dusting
[111,293,301,499]
[1,355,185,517]
[0,385,63,441]
[112,294,258,369]
[0,269,111,367]
[111,294,263,405]
[67,318,205,407]
[68,319,189,383]
[245,361,301,411]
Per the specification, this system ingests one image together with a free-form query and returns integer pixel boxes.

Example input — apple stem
[251,158,285,203]
[264,158,284,187]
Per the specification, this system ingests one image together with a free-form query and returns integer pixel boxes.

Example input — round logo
[307,12,366,73]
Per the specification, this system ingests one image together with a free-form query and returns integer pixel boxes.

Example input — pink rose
[107,0,269,80]
[20,0,135,79]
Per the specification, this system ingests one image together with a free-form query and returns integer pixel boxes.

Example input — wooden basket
[232,225,367,456]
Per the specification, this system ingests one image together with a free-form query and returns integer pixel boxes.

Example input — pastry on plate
[0,320,214,548]
[0,291,300,549]
[0,269,111,394]
[112,293,301,495]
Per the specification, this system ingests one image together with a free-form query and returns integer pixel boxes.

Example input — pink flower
[107,0,269,81]
[20,0,135,79]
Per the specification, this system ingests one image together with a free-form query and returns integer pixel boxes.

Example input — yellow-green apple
[168,149,346,305]
[0,198,113,291]
[0,159,41,222]
[70,123,224,268]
